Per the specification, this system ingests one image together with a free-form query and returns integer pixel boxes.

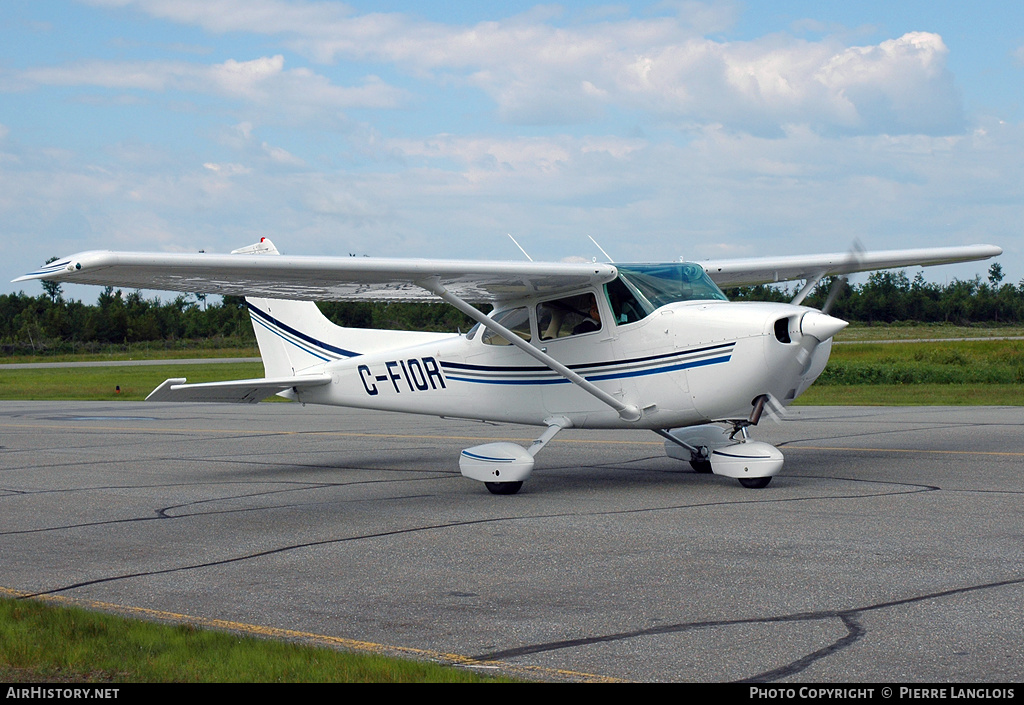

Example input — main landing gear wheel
[485,481,524,495]
[738,477,772,489]
[690,458,713,474]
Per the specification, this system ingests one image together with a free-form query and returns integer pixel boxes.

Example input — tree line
[0,285,476,356]
[2,263,1020,355]
[726,263,1020,324]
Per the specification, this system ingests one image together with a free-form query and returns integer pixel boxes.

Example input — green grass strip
[3,338,1023,405]
[0,363,265,401]
[794,383,1023,406]
[0,596,515,683]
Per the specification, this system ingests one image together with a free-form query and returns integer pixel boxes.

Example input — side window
[604,278,647,325]
[482,307,532,345]
[537,293,602,340]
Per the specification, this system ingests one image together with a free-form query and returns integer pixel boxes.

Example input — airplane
[16,239,1001,494]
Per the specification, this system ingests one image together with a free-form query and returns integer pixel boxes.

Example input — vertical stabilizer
[245,296,357,376]
[233,239,356,377]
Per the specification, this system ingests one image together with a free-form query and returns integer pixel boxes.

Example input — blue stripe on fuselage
[443,352,732,386]
[246,302,360,359]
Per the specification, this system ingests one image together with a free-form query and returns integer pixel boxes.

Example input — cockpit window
[606,263,727,323]
[604,278,646,325]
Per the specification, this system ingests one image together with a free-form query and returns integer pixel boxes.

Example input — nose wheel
[485,481,523,495]
[738,476,772,489]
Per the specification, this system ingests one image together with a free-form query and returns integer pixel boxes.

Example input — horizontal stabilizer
[146,375,331,404]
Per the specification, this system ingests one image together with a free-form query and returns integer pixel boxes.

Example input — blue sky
[2,1,1022,301]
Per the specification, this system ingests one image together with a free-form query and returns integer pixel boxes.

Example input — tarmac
[1,401,1022,682]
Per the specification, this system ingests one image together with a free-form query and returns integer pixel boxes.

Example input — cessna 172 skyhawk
[17,239,1001,494]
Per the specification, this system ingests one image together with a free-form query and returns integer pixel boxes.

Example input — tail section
[245,296,356,376]
[232,239,452,377]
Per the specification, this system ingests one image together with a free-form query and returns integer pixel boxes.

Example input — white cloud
[261,142,305,167]
[4,1,1013,290]
[202,162,250,175]
[5,117,1021,286]
[14,55,406,120]
[85,0,355,35]
[83,1,965,135]
[812,32,962,134]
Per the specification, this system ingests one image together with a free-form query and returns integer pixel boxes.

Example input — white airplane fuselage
[295,299,834,430]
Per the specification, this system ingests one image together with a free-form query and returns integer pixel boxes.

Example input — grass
[0,363,265,401]
[836,322,1024,341]
[0,596,516,683]
[817,339,1024,386]
[1,345,259,365]
[794,383,1023,406]
[800,338,1024,405]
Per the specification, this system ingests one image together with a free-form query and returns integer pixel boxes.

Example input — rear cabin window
[537,293,602,340]
[481,306,533,345]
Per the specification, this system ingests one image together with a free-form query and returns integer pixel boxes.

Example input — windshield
[606,263,727,323]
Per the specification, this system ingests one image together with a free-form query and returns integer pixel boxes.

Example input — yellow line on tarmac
[787,445,1024,457]
[0,421,664,446]
[0,586,621,683]
[8,421,1024,456]
[10,421,1024,455]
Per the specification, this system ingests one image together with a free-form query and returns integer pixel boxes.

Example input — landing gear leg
[660,412,783,488]
[655,428,711,473]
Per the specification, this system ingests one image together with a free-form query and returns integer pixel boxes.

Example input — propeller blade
[820,239,865,315]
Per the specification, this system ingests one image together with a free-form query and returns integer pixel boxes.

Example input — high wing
[701,245,1002,288]
[15,249,617,304]
[15,242,1001,301]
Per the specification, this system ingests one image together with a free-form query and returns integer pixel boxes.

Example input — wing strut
[789,271,827,306]
[418,277,642,422]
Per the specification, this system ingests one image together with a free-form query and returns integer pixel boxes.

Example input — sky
[2,0,1022,302]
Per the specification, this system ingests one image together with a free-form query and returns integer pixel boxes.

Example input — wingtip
[13,272,48,283]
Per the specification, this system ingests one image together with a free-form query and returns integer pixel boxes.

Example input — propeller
[788,240,862,375]
[739,241,859,437]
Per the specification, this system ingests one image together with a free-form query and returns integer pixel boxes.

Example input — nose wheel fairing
[708,441,784,481]
[662,424,783,488]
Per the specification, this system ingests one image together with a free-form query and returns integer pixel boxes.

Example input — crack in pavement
[473,577,1024,682]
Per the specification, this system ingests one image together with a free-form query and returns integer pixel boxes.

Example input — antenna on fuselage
[588,235,615,263]
[508,233,533,261]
